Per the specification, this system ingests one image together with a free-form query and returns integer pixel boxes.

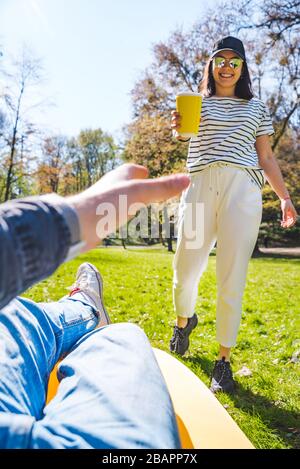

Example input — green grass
[24,247,300,449]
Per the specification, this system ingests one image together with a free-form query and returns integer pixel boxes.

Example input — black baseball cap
[210,36,246,61]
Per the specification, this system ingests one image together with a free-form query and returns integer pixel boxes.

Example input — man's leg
[0,264,105,448]
[30,323,181,449]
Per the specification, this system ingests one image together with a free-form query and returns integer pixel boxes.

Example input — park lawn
[24,247,300,449]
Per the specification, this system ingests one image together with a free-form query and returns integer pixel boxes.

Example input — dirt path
[259,247,300,257]
[100,244,300,257]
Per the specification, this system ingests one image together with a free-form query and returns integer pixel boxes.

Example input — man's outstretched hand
[68,163,190,251]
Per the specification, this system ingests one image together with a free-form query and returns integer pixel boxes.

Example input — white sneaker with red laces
[69,262,111,328]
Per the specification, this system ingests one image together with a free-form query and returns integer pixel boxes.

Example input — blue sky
[0,0,218,140]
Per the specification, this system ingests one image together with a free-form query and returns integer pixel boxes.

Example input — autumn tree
[124,114,186,177]
[36,135,69,194]
[240,0,300,42]
[77,128,119,187]
[237,0,299,150]
[0,48,44,201]
[238,0,300,245]
[123,88,187,250]
[35,129,120,196]
[123,112,187,250]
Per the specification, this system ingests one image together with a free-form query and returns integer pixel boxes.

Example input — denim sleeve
[0,194,82,310]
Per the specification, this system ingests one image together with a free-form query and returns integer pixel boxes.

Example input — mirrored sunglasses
[213,57,243,69]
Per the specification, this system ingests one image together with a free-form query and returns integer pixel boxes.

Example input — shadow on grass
[183,354,300,449]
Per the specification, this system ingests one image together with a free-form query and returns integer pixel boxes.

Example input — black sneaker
[210,357,236,394]
[169,314,198,356]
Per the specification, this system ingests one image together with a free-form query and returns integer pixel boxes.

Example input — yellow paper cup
[176,92,202,137]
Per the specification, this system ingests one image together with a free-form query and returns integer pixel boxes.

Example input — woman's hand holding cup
[171,110,182,140]
[171,92,202,142]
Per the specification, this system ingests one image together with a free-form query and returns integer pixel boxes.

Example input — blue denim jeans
[0,295,180,449]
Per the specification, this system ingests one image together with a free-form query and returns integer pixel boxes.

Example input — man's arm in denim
[0,194,82,310]
[0,164,191,310]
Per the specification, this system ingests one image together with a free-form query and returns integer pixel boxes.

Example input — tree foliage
[0,48,44,201]
[0,50,120,201]
[36,136,69,194]
[77,128,118,186]
[36,129,119,196]
[124,113,187,177]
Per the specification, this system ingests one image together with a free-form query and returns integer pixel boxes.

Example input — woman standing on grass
[170,36,298,394]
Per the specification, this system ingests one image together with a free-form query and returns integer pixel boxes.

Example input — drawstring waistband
[208,162,230,193]
[192,162,264,193]
[209,166,212,191]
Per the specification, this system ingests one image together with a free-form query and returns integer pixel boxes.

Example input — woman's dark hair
[199,58,254,100]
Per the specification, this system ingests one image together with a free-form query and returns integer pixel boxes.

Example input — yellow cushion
[46,349,254,449]
[153,348,254,449]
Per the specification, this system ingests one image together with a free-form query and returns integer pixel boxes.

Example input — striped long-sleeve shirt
[187,96,274,188]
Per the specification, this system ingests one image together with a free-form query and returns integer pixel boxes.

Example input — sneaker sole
[210,384,236,395]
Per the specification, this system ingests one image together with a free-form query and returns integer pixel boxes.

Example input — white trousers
[173,163,263,347]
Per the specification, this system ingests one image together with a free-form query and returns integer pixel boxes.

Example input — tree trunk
[252,239,260,257]
[167,237,173,252]
[4,83,24,201]
[4,119,19,201]
[4,156,14,202]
